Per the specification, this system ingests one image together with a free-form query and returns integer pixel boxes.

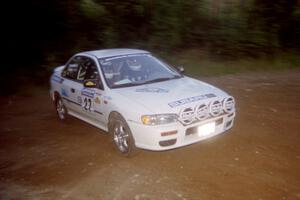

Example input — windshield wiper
[144,76,181,84]
[111,82,143,89]
[111,76,182,88]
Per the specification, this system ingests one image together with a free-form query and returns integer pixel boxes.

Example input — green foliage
[2,0,300,73]
[164,49,300,77]
[80,0,107,18]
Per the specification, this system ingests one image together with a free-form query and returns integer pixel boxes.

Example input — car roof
[82,48,150,59]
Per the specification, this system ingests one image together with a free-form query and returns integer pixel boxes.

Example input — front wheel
[55,96,68,121]
[109,114,136,156]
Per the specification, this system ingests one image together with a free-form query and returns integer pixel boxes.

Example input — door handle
[70,88,75,93]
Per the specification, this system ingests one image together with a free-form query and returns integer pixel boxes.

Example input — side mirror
[177,66,185,74]
[83,79,97,88]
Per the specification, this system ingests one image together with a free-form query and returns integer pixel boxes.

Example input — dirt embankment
[0,69,300,200]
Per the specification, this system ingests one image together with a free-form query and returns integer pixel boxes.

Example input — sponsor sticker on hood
[136,88,169,93]
[168,93,216,108]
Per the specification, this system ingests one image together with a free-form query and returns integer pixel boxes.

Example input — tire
[109,113,137,157]
[55,96,68,121]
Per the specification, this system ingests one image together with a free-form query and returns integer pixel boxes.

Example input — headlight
[223,96,235,113]
[209,99,223,116]
[141,114,178,125]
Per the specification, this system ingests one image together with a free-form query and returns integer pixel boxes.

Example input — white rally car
[50,49,235,156]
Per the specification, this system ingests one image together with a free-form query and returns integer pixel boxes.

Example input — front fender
[107,91,153,125]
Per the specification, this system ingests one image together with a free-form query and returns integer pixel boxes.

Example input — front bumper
[128,112,235,151]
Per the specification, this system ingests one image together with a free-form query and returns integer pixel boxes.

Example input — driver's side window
[84,58,100,80]
[84,58,104,90]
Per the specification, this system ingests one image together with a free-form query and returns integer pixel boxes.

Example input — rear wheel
[109,113,136,156]
[55,96,68,121]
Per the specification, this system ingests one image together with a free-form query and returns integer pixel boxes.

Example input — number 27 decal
[83,97,93,111]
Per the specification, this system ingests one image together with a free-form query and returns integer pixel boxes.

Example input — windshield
[98,54,182,88]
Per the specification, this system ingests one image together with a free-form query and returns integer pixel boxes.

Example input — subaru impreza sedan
[50,49,235,156]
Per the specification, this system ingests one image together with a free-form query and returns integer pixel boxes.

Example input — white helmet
[127,59,141,71]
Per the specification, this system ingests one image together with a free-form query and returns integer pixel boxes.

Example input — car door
[60,56,85,114]
[61,55,106,126]
[77,56,106,127]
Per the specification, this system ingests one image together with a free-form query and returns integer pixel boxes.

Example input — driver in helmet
[125,58,146,82]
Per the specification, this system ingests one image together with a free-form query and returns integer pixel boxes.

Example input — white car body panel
[50,49,236,151]
[112,76,228,114]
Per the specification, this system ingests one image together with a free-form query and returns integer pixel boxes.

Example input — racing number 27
[83,97,93,111]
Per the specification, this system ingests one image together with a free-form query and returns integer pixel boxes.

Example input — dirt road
[0,69,300,200]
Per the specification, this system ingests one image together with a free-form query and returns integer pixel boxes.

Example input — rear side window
[61,56,104,89]
[62,56,82,80]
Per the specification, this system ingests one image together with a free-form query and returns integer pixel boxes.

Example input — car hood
[113,77,228,114]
